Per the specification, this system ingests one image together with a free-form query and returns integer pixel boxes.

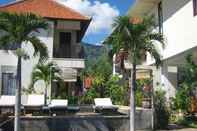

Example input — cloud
[58,0,120,34]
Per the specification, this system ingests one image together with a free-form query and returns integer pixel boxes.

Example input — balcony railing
[53,44,84,59]
[52,58,85,69]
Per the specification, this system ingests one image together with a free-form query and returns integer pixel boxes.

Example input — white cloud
[58,0,120,34]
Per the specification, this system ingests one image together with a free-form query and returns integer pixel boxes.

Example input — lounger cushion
[49,99,68,108]
[0,96,15,106]
[94,98,113,106]
[95,105,118,110]
[22,94,44,106]
[94,98,118,112]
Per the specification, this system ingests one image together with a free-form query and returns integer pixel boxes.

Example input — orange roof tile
[0,0,90,21]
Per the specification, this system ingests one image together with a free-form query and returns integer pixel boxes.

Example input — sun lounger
[22,94,44,114]
[48,99,68,115]
[94,98,118,113]
[0,96,15,114]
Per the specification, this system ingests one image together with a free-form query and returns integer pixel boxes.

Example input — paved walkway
[158,128,197,131]
[157,124,197,131]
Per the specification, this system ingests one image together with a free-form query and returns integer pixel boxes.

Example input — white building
[126,0,197,99]
[0,0,91,98]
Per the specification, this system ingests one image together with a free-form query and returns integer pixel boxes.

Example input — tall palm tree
[0,12,48,131]
[105,16,164,131]
[31,62,63,104]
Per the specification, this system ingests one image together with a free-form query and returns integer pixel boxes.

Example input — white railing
[52,58,85,69]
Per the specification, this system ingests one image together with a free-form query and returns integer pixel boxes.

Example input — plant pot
[190,96,197,113]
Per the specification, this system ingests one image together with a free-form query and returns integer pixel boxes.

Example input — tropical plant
[105,16,164,131]
[81,48,113,96]
[135,79,151,107]
[105,75,122,104]
[154,89,170,129]
[171,84,192,113]
[31,62,63,104]
[0,12,48,131]
[171,54,197,113]
[181,54,197,88]
[135,87,143,107]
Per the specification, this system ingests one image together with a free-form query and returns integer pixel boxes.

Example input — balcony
[52,58,85,69]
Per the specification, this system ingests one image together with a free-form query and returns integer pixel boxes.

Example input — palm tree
[31,62,63,104]
[0,12,48,131]
[105,16,164,131]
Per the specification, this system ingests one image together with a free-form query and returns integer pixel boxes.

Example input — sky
[0,0,134,44]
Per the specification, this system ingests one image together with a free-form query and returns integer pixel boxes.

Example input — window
[193,0,197,16]
[158,2,163,34]
[54,32,72,58]
[2,73,16,95]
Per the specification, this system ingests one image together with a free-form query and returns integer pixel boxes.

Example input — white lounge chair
[48,99,68,115]
[22,94,44,114]
[94,98,118,112]
[0,95,15,114]
[49,99,68,108]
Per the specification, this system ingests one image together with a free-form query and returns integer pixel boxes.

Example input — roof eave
[77,18,92,42]
[45,16,91,22]
[43,17,91,42]
[127,0,161,17]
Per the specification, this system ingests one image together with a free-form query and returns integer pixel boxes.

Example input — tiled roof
[0,0,90,21]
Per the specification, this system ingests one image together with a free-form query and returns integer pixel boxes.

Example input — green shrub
[135,88,143,107]
[171,84,192,113]
[135,79,152,107]
[154,89,170,129]
[80,85,99,104]
[105,75,128,105]
[68,95,78,105]
[170,54,197,115]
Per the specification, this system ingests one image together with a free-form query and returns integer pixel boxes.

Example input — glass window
[54,32,72,58]
[2,73,16,95]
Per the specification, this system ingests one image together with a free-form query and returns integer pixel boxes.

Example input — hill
[82,42,105,62]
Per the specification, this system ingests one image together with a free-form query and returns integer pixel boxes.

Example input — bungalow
[123,0,197,100]
[0,0,91,99]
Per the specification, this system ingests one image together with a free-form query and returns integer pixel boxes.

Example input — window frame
[1,72,16,95]
[193,0,197,16]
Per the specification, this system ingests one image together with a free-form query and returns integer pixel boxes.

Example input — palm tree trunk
[130,63,136,131]
[15,56,21,131]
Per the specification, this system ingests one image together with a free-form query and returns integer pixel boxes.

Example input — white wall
[162,0,197,60]
[145,0,197,63]
[144,0,197,98]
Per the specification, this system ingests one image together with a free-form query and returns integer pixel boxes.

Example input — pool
[0,106,153,131]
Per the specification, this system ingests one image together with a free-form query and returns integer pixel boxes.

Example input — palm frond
[107,15,164,66]
[0,35,15,50]
[23,13,48,36]
[26,36,48,62]
[148,33,165,48]
[145,42,162,67]
[31,62,63,88]
[0,12,49,60]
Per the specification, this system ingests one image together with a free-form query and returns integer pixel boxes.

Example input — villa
[0,0,91,99]
[112,0,197,100]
